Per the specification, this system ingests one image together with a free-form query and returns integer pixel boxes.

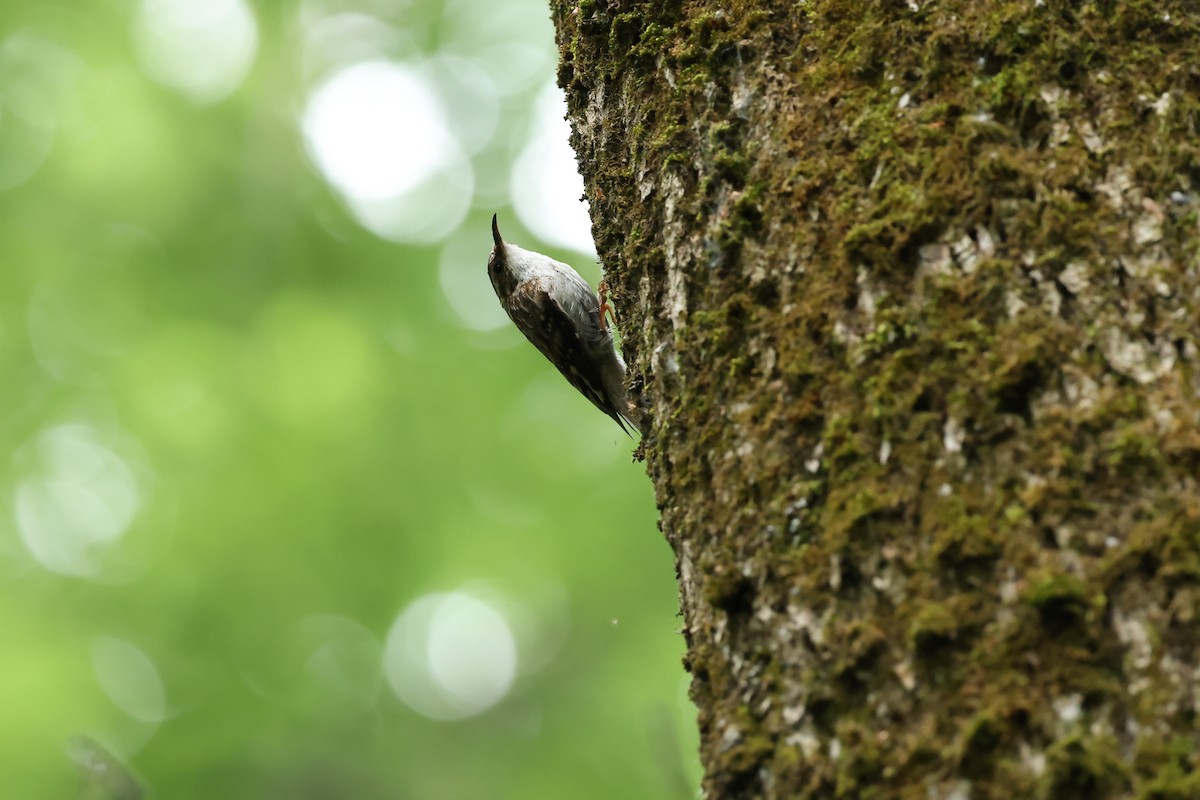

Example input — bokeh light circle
[344,155,473,244]
[383,591,517,721]
[300,13,416,80]
[14,424,144,578]
[91,637,167,724]
[0,31,84,190]
[302,59,473,242]
[511,83,595,256]
[439,0,554,96]
[303,60,449,201]
[133,0,259,104]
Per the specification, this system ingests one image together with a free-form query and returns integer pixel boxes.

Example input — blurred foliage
[0,1,696,797]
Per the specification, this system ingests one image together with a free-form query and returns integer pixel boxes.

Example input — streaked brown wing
[508,280,628,432]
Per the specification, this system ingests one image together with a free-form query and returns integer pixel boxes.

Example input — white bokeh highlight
[428,54,500,156]
[0,32,84,190]
[302,59,473,243]
[345,158,473,244]
[511,83,595,256]
[439,0,554,96]
[304,61,447,201]
[92,637,167,724]
[133,0,259,104]
[300,13,416,80]
[384,591,517,721]
[14,424,144,577]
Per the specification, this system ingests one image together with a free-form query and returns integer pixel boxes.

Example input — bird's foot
[598,278,614,332]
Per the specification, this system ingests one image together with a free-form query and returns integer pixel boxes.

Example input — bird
[487,214,640,434]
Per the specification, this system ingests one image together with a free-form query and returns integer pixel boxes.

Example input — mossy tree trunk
[551,1,1200,798]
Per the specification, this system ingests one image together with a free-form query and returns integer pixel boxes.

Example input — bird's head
[487,214,515,298]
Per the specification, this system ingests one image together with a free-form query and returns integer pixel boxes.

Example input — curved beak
[491,214,504,250]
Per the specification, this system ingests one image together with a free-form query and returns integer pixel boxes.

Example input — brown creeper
[487,215,640,434]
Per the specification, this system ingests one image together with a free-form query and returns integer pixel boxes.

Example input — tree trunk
[551,1,1200,798]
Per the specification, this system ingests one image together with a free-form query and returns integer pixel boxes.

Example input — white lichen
[1078,121,1105,153]
[653,340,680,376]
[1058,261,1090,295]
[1053,693,1083,726]
[719,724,742,751]
[785,726,822,758]
[1100,328,1175,384]
[1096,166,1134,210]
[805,442,824,474]
[943,416,965,453]
[782,704,805,725]
[1019,742,1047,777]
[952,233,980,274]
[1039,84,1064,108]
[929,780,972,800]
[1111,606,1154,670]
[1061,369,1099,411]
[1132,210,1164,246]
[975,226,997,257]
[919,242,953,276]
[1005,290,1028,317]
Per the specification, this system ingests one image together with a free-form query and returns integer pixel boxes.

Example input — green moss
[713,186,765,259]
[608,12,644,51]
[714,704,776,779]
[929,502,1003,565]
[907,603,959,653]
[703,570,754,614]
[833,621,886,676]
[833,721,885,797]
[651,122,687,150]
[1134,735,1200,800]
[1040,735,1131,800]
[636,22,671,52]
[1002,503,1027,525]
[662,152,690,170]
[958,710,1004,776]
[1139,766,1200,800]
[1023,574,1090,622]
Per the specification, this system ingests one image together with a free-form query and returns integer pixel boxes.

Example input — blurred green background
[0,0,696,797]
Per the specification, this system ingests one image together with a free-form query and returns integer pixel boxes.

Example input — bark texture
[551,1,1200,798]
